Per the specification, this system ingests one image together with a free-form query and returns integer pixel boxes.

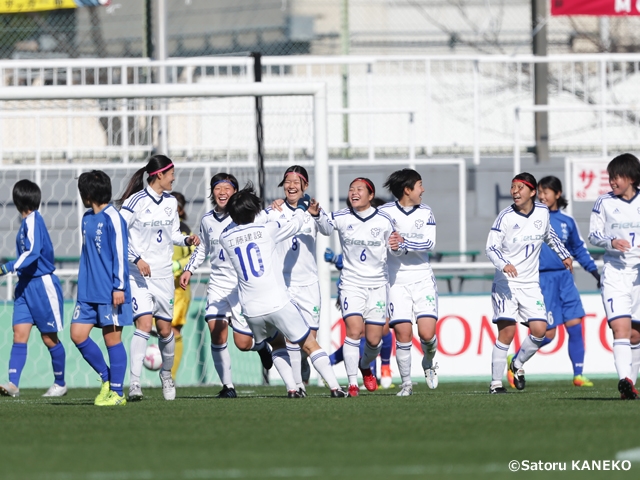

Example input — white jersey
[184,210,237,290]
[485,202,570,286]
[314,206,402,288]
[220,210,304,317]
[589,190,640,271]
[120,187,188,278]
[264,203,331,287]
[379,201,436,286]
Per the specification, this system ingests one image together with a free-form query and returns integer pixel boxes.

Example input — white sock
[359,340,382,370]
[309,348,339,390]
[210,342,233,387]
[421,336,437,370]
[396,341,412,384]
[514,334,544,368]
[158,331,175,375]
[631,343,640,385]
[286,341,304,389]
[343,337,360,386]
[129,329,149,384]
[491,340,509,384]
[613,339,632,380]
[271,348,296,391]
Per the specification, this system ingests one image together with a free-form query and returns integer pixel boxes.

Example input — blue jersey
[539,209,597,273]
[77,205,131,304]
[2,211,56,283]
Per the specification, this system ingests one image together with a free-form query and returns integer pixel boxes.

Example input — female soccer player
[507,176,600,389]
[71,170,132,406]
[486,172,572,394]
[311,177,403,397]
[589,153,640,400]
[380,168,438,396]
[181,173,272,399]
[118,154,200,401]
[0,180,66,398]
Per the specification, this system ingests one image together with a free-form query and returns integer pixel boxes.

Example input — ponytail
[117,154,174,207]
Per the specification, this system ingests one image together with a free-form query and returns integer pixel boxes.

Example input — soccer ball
[143,344,162,371]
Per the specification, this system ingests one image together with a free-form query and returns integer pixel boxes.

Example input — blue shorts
[72,301,133,328]
[13,274,64,333]
[540,269,585,329]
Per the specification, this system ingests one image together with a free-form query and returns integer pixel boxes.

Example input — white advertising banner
[571,160,610,202]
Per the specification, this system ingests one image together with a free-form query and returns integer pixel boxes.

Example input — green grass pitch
[0,380,638,480]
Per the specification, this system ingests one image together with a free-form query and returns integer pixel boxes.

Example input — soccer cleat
[360,367,378,391]
[257,343,273,370]
[0,382,19,398]
[506,354,516,389]
[347,385,359,397]
[42,383,68,397]
[215,386,237,398]
[397,382,413,396]
[330,388,347,398]
[509,356,525,390]
[128,382,143,401]
[96,390,127,407]
[573,375,594,387]
[287,390,302,398]
[160,372,176,401]
[425,362,439,389]
[489,385,508,394]
[297,387,307,398]
[380,364,393,389]
[618,377,639,400]
[94,381,111,405]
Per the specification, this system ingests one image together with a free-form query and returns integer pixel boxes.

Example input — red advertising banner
[552,0,640,16]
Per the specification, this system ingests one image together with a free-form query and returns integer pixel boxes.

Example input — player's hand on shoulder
[612,238,631,252]
[562,257,573,274]
[179,270,191,290]
[296,194,311,212]
[271,198,285,211]
[137,259,151,277]
[503,264,517,277]
[112,290,125,306]
[307,198,320,216]
[186,234,200,247]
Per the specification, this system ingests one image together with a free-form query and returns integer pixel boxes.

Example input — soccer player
[0,180,67,398]
[486,173,572,394]
[588,153,640,400]
[219,183,346,398]
[70,170,132,406]
[117,155,200,401]
[310,178,403,397]
[380,168,438,396]
[507,176,600,389]
[180,173,272,399]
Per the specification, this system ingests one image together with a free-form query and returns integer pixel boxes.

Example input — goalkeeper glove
[324,248,335,263]
[296,194,311,212]
[0,264,9,276]
[591,270,601,289]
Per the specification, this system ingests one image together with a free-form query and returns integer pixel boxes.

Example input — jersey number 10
[234,242,265,281]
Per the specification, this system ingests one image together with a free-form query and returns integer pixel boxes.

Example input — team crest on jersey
[304,215,311,223]
[370,228,380,237]
[534,220,542,229]
[637,208,640,214]
[415,220,424,229]
[165,207,172,217]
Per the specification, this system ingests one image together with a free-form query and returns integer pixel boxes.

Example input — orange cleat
[506,354,516,389]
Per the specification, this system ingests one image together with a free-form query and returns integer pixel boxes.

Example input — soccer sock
[513,336,551,359]
[158,331,175,377]
[286,341,304,389]
[491,340,509,385]
[129,329,149,384]
[566,323,585,377]
[396,341,413,385]
[48,343,66,387]
[514,334,545,369]
[359,340,383,370]
[171,333,183,379]
[210,342,233,388]
[309,348,339,390]
[421,336,438,370]
[107,342,127,396]
[613,339,632,380]
[329,345,344,365]
[343,337,360,386]
[76,338,109,382]
[380,332,393,366]
[358,338,376,374]
[8,342,28,387]
[271,348,296,391]
[630,343,640,385]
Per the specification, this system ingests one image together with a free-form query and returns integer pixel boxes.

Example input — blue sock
[566,323,585,376]
[380,332,393,366]
[107,342,127,396]
[329,346,344,365]
[76,338,109,382]
[48,343,66,387]
[8,343,28,387]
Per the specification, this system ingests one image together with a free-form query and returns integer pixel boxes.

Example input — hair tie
[513,179,535,190]
[149,163,174,177]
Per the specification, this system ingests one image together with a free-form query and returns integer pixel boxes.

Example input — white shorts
[389,277,438,326]
[601,265,640,323]
[491,282,547,325]
[205,286,252,336]
[130,271,174,322]
[288,282,321,330]
[246,301,310,345]
[339,284,388,325]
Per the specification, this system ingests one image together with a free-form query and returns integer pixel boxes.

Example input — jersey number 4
[234,242,265,281]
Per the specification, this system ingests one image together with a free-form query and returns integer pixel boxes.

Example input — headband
[149,163,174,177]
[352,178,375,195]
[212,179,237,189]
[284,171,308,184]
[513,179,535,190]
